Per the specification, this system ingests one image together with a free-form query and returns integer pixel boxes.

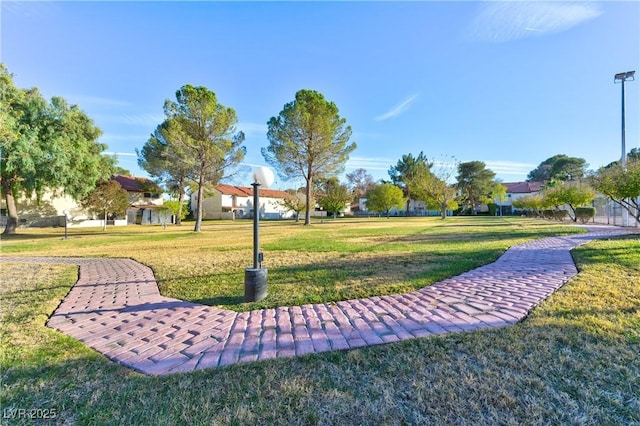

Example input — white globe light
[253,166,275,188]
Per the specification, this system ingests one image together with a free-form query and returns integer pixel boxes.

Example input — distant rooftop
[215,184,292,199]
[112,175,161,193]
[503,181,544,194]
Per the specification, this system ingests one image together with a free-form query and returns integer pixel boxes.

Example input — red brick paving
[2,226,635,375]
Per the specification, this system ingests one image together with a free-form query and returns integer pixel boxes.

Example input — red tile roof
[503,181,544,194]
[215,184,292,199]
[111,175,160,193]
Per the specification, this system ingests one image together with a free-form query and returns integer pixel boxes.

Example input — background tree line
[3,60,638,234]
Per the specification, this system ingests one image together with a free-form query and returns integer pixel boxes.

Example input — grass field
[1,230,638,425]
[1,216,584,311]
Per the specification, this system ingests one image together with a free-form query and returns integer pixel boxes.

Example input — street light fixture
[614,70,635,227]
[244,166,275,302]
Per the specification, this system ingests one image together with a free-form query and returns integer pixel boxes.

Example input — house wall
[128,192,163,207]
[498,192,539,207]
[0,189,92,228]
[193,190,295,220]
[202,194,223,220]
[1,187,164,228]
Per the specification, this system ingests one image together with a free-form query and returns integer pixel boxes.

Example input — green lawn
[1,216,584,311]
[1,234,638,425]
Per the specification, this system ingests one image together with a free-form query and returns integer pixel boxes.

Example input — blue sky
[2,1,639,189]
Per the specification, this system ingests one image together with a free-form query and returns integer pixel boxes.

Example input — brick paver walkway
[2,226,635,375]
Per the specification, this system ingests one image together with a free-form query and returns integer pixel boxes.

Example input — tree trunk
[1,179,18,235]
[304,176,312,225]
[176,184,185,226]
[440,203,447,220]
[103,210,107,231]
[194,171,204,232]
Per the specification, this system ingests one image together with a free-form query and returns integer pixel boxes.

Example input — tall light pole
[244,166,275,302]
[615,71,635,168]
[614,70,635,227]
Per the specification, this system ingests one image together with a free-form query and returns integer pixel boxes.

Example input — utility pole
[614,70,636,227]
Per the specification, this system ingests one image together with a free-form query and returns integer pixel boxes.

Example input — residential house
[193,184,295,220]
[111,175,168,225]
[495,181,544,215]
[0,175,166,228]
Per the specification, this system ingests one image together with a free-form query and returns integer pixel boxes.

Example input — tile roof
[111,175,160,193]
[215,184,292,199]
[503,181,544,194]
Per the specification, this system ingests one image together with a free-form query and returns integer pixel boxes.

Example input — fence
[592,196,639,227]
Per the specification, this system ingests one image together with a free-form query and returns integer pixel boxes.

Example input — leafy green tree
[604,148,640,169]
[527,154,586,182]
[456,161,496,215]
[542,182,595,222]
[113,166,132,176]
[163,85,246,232]
[263,89,356,225]
[589,158,640,223]
[388,152,431,215]
[162,199,189,222]
[137,118,194,225]
[279,190,306,222]
[365,183,405,218]
[1,64,114,235]
[407,159,458,219]
[80,180,129,231]
[316,177,351,218]
[512,195,545,217]
[489,182,508,216]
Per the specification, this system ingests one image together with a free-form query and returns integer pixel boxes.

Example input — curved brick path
[2,226,636,375]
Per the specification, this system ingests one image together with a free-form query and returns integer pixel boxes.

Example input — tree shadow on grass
[194,295,245,306]
[151,245,507,311]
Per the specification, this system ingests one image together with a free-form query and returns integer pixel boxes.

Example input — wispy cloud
[237,122,268,137]
[120,114,165,127]
[346,156,395,171]
[94,113,165,127]
[483,160,536,177]
[1,1,58,18]
[104,151,137,157]
[375,94,419,121]
[466,2,602,43]
[100,133,149,143]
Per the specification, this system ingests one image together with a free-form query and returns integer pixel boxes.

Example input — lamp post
[62,210,70,240]
[614,70,635,227]
[244,166,275,302]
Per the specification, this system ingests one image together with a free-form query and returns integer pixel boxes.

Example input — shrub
[542,210,555,220]
[553,210,569,221]
[575,207,596,224]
